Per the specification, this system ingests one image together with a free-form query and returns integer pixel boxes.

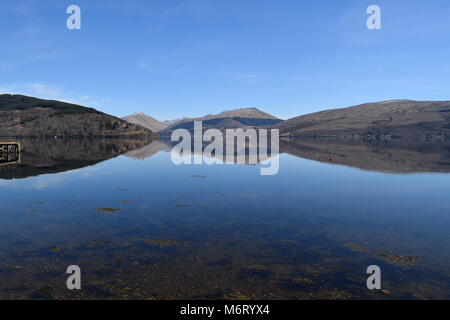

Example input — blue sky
[1,0,449,120]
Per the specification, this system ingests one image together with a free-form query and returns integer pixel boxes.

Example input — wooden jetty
[0,140,21,166]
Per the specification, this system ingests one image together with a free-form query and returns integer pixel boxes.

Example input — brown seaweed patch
[223,291,252,300]
[196,203,208,207]
[293,277,315,285]
[344,243,366,252]
[94,208,121,212]
[88,240,112,247]
[175,204,191,208]
[241,265,273,280]
[379,252,419,268]
[299,264,338,275]
[140,239,181,248]
[94,208,121,216]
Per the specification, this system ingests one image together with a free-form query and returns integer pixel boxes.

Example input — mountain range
[123,108,283,135]
[122,100,450,139]
[122,112,168,133]
[2,94,450,139]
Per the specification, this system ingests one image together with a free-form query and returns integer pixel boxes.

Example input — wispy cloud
[235,72,266,85]
[9,3,42,36]
[0,82,108,108]
[29,83,63,97]
[136,58,193,75]
[137,59,153,72]
[0,84,16,94]
[161,0,194,19]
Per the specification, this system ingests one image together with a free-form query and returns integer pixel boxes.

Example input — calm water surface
[0,139,450,299]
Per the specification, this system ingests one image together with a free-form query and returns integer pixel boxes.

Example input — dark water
[1,138,450,299]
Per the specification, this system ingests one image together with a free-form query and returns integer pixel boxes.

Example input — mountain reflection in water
[279,138,450,174]
[2,138,450,178]
[129,137,450,174]
[0,138,154,180]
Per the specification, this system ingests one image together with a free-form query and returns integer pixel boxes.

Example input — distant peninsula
[275,100,450,139]
[0,94,155,138]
